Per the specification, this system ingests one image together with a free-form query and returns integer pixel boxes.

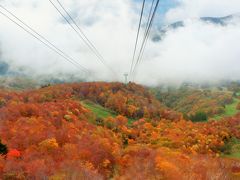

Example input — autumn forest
[0,82,240,179]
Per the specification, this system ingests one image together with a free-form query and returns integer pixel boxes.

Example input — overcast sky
[0,0,240,85]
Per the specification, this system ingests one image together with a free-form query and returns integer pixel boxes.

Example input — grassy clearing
[213,98,240,120]
[236,91,240,97]
[81,100,136,124]
[81,100,116,119]
[224,152,240,159]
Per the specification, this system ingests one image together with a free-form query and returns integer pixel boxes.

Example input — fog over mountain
[153,13,240,41]
[0,0,240,85]
[0,61,8,75]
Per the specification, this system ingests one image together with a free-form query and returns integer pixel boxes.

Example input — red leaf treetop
[7,149,21,158]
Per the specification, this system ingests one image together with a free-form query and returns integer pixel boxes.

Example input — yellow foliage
[102,159,111,168]
[64,115,72,122]
[49,173,66,180]
[39,138,59,152]
[83,161,95,171]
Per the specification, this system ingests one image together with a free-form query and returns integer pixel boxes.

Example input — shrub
[190,111,208,122]
[0,98,6,108]
[237,103,240,110]
[0,140,8,155]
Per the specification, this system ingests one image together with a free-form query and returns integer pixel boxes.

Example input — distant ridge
[152,13,240,41]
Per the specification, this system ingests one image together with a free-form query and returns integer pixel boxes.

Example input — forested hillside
[0,82,240,179]
[153,86,239,121]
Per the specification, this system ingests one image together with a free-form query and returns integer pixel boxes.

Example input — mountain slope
[0,82,240,180]
[0,82,240,179]
[154,87,234,120]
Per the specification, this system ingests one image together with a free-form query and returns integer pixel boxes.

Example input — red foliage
[7,149,21,158]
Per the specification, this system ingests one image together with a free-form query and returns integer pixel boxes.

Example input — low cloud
[136,19,240,85]
[0,0,139,81]
[0,0,240,85]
